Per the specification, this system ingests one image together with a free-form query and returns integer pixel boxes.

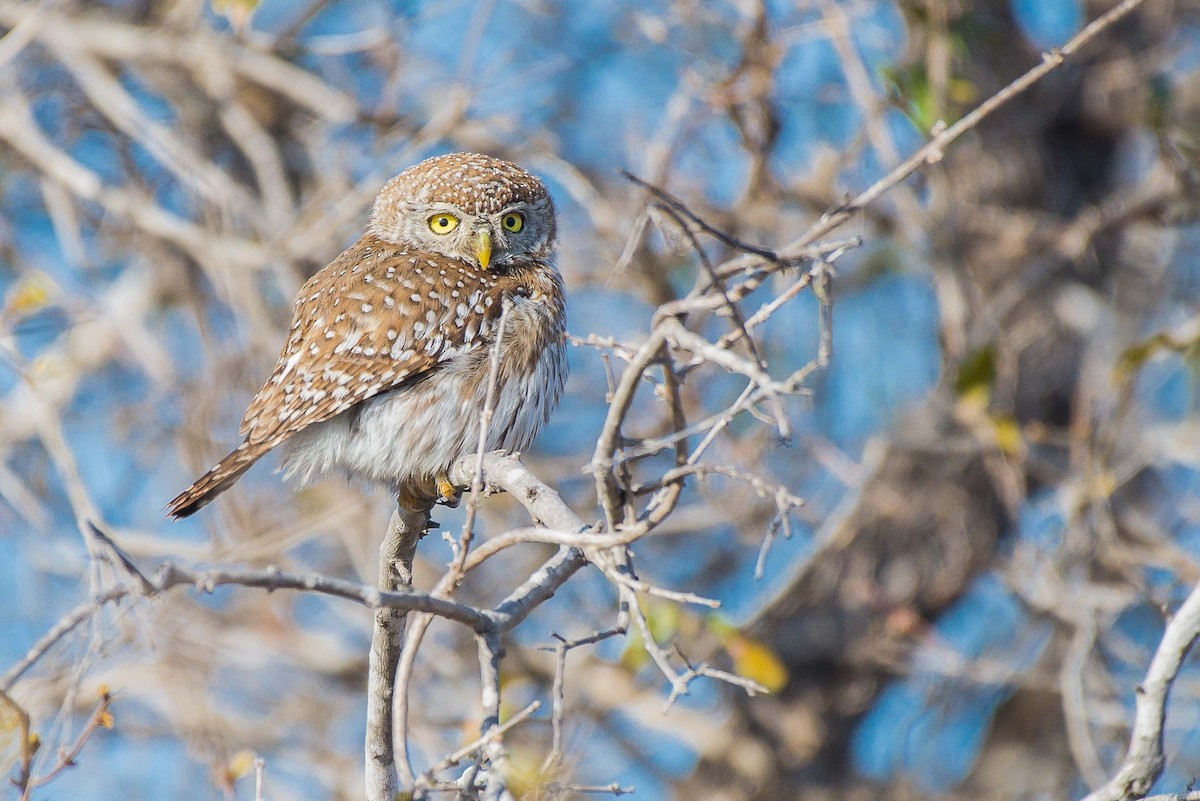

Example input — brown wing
[239,235,502,449]
[168,236,537,520]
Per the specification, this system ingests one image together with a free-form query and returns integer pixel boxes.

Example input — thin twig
[540,627,626,771]
[420,700,540,782]
[1081,580,1200,801]
[775,0,1153,262]
[544,782,635,796]
[622,170,780,261]
[254,757,266,801]
[604,569,721,609]
[20,687,112,798]
[449,298,512,589]
[1061,614,1108,791]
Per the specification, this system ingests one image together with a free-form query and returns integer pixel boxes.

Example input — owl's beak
[474,229,492,270]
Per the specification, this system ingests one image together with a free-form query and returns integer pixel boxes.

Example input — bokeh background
[2,0,1199,799]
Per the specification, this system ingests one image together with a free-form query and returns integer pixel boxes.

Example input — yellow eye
[501,212,524,233]
[428,214,459,234]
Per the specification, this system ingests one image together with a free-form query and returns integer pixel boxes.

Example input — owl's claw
[436,475,461,508]
[396,485,434,513]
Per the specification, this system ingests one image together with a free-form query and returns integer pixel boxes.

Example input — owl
[168,153,567,518]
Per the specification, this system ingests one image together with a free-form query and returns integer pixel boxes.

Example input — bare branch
[19,687,112,799]
[421,700,540,783]
[1081,581,1200,801]
[366,504,428,801]
[2,559,491,694]
[540,627,626,772]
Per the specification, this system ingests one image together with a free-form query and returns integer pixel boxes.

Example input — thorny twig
[539,627,627,771]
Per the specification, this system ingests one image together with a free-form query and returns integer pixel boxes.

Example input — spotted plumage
[168,153,567,518]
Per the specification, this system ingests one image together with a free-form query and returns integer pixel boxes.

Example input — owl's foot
[396,485,435,513]
[435,475,461,508]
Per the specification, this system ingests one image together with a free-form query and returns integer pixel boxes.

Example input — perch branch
[366,503,428,801]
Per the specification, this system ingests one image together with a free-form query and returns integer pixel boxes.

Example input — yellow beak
[475,229,492,270]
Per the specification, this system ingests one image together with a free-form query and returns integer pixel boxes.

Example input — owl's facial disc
[369,153,555,266]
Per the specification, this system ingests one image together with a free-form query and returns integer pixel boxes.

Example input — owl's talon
[436,476,461,508]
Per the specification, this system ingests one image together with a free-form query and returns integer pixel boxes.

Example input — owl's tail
[167,442,265,519]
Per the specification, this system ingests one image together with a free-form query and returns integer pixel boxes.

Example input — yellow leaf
[210,0,259,32]
[948,77,978,105]
[1090,470,1118,500]
[957,386,990,413]
[0,715,18,776]
[705,615,738,640]
[30,352,67,383]
[619,628,649,672]
[725,635,789,693]
[227,749,257,780]
[501,746,546,800]
[1114,324,1200,385]
[992,416,1022,455]
[0,706,18,733]
[643,599,681,643]
[4,272,55,318]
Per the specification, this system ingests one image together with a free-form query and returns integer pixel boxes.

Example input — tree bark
[365,503,428,801]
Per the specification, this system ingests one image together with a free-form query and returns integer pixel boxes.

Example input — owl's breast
[466,272,567,454]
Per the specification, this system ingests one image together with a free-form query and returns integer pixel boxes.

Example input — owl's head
[369,152,556,271]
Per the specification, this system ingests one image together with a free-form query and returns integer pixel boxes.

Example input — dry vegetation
[2,1,1200,800]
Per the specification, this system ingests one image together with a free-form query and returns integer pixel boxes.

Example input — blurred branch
[816,0,923,240]
[1062,613,1108,791]
[0,85,267,271]
[16,687,112,800]
[44,43,257,213]
[726,0,1153,273]
[1,559,490,694]
[0,3,357,121]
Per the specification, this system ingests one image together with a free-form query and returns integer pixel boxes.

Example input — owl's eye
[428,214,459,234]
[501,212,524,233]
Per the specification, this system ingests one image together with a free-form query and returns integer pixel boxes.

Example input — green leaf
[955,346,996,401]
[1114,323,1200,385]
